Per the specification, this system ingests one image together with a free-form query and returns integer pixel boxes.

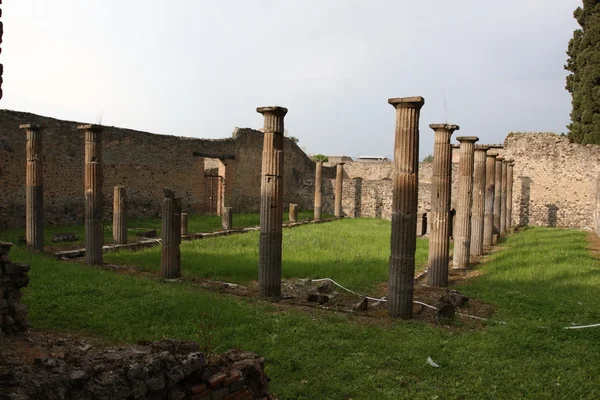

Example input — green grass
[0,210,325,250]
[5,226,600,399]
[105,218,430,292]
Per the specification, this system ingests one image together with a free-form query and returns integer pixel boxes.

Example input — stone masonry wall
[0,110,334,229]
[0,242,30,335]
[5,340,273,400]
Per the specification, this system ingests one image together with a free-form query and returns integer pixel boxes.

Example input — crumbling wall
[0,242,30,335]
[3,340,272,400]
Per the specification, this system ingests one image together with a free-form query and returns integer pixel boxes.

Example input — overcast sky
[3,0,581,159]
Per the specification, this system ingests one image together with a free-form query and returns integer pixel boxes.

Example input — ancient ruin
[334,163,344,217]
[470,145,488,256]
[112,186,127,245]
[289,203,298,222]
[257,106,287,298]
[427,123,459,287]
[181,212,189,236]
[387,96,424,318]
[507,160,515,229]
[0,242,30,334]
[160,188,181,279]
[20,124,44,252]
[222,207,233,230]
[79,124,104,265]
[314,160,323,221]
[483,151,497,247]
[500,159,508,235]
[493,155,504,243]
[453,136,478,269]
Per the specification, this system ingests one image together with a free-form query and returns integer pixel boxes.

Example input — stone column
[289,203,298,223]
[507,161,515,230]
[427,123,459,287]
[112,186,127,245]
[222,207,233,230]
[20,124,44,252]
[334,163,344,217]
[500,159,508,235]
[314,161,323,221]
[483,152,497,247]
[78,124,104,265]
[257,106,288,298]
[453,136,478,269]
[161,188,181,279]
[181,213,189,236]
[470,146,488,256]
[493,156,504,244]
[387,96,424,318]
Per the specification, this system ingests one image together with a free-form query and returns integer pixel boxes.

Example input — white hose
[564,323,600,330]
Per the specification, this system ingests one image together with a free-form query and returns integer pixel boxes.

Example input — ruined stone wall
[0,110,333,229]
[0,242,30,335]
[6,340,272,400]
[502,133,600,229]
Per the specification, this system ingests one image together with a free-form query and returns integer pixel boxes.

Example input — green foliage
[6,227,600,398]
[313,154,329,162]
[422,154,434,162]
[566,0,600,144]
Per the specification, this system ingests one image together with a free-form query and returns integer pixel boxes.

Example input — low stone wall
[3,340,272,400]
[0,242,30,335]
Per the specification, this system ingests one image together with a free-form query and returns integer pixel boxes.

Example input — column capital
[456,136,479,143]
[495,156,505,162]
[474,144,489,151]
[256,106,288,117]
[388,96,425,109]
[429,123,459,133]
[19,124,44,131]
[77,124,103,132]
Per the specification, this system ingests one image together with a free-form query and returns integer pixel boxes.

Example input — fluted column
[112,186,127,244]
[493,156,504,244]
[314,161,323,221]
[181,213,189,236]
[258,106,288,298]
[334,163,344,217]
[161,188,181,279]
[79,124,104,265]
[289,203,298,223]
[20,124,44,252]
[453,136,479,269]
[470,146,488,256]
[483,152,497,247]
[507,161,515,230]
[387,96,424,319]
[500,159,508,235]
[427,123,459,287]
[222,207,233,230]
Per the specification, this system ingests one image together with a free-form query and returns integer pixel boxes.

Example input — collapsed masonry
[0,242,30,335]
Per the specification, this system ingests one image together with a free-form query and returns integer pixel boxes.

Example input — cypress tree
[566,0,600,144]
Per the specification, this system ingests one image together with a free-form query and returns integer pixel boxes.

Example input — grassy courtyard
[2,222,600,399]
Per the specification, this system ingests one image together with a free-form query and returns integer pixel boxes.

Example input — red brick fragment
[192,383,207,394]
[223,369,242,386]
[208,372,227,387]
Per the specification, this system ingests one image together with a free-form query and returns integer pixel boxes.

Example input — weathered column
[483,152,497,247]
[20,124,44,252]
[500,159,508,235]
[334,163,344,217]
[470,146,488,257]
[453,136,478,269]
[181,213,189,236]
[258,106,287,298]
[493,156,504,244]
[387,96,424,318]
[507,161,515,230]
[289,203,298,223]
[161,188,181,279]
[314,161,323,221]
[222,207,233,230]
[112,186,127,245]
[427,123,459,287]
[79,124,104,265]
